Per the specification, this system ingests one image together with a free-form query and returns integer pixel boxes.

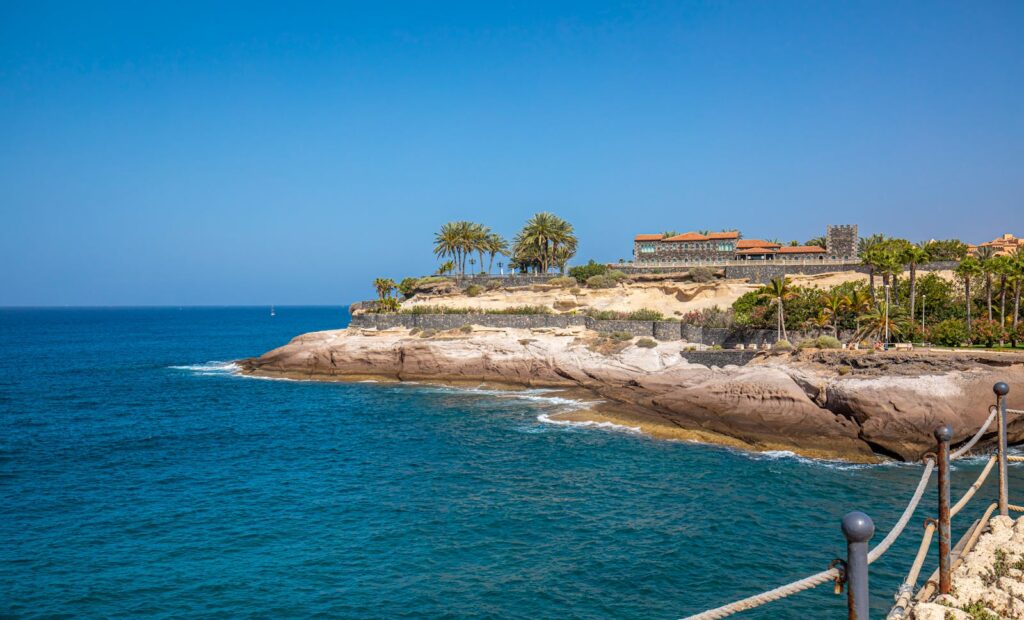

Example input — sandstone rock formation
[238,327,1024,462]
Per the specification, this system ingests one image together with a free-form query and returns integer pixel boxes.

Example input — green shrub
[971,319,1007,347]
[586,275,617,289]
[773,339,793,351]
[402,305,472,315]
[689,266,716,283]
[609,331,634,342]
[376,297,400,313]
[547,276,576,287]
[607,269,627,282]
[930,319,969,347]
[636,338,658,348]
[459,324,473,333]
[397,277,420,298]
[409,327,421,335]
[484,279,504,291]
[710,344,723,350]
[797,339,817,350]
[487,305,552,315]
[586,309,621,320]
[569,260,608,284]
[419,329,437,338]
[626,308,664,321]
[465,284,483,297]
[815,335,843,349]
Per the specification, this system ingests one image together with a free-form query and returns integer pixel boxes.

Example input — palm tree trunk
[1014,280,1021,330]
[869,268,877,302]
[987,275,993,320]
[1000,275,1007,323]
[966,278,972,331]
[909,264,917,320]
[780,303,788,341]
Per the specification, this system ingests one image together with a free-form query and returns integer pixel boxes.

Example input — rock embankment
[912,516,1024,619]
[238,326,1024,462]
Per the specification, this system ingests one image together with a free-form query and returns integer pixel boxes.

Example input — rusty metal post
[996,382,1010,517]
[935,425,952,595]
[842,511,874,620]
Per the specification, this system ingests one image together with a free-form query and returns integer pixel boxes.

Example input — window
[639,242,656,254]
[716,242,733,252]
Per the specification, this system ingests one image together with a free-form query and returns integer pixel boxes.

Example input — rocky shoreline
[238,326,1024,462]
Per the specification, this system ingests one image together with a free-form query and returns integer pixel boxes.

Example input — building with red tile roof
[632,226,855,264]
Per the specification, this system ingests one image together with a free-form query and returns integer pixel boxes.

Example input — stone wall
[826,224,858,260]
[349,313,790,347]
[723,262,867,284]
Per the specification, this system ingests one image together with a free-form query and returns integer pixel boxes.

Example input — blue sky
[1,1,1022,306]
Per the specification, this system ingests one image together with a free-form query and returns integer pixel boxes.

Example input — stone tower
[826,225,858,260]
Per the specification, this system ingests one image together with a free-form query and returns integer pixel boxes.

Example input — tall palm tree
[903,243,930,322]
[433,222,462,275]
[759,277,795,341]
[1010,249,1024,331]
[514,213,577,274]
[485,233,508,275]
[859,234,887,302]
[955,257,982,331]
[976,246,997,320]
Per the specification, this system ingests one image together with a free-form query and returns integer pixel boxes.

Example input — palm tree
[1010,249,1024,331]
[807,310,832,336]
[903,243,930,322]
[955,257,982,331]
[821,290,845,336]
[433,222,462,275]
[976,246,997,320]
[661,230,679,238]
[436,260,455,276]
[485,233,508,274]
[805,236,827,249]
[759,277,795,341]
[842,289,872,317]
[992,255,1012,327]
[513,213,577,274]
[859,235,887,302]
[854,303,906,343]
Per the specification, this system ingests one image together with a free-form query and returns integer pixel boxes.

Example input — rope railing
[950,406,997,460]
[682,458,936,620]
[684,381,1016,620]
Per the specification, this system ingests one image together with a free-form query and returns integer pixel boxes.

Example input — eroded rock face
[239,327,1024,461]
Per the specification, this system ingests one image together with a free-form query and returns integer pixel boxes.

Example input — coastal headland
[239,324,1024,462]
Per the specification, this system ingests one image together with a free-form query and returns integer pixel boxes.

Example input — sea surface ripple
[1,307,1018,619]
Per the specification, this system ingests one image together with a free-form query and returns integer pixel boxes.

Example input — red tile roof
[736,239,781,249]
[662,232,708,242]
[777,245,826,254]
[736,247,777,255]
[634,234,664,241]
[706,231,740,240]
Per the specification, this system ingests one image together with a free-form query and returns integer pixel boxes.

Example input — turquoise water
[0,307,1016,619]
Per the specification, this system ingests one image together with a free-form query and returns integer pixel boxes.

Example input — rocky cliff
[238,326,1024,462]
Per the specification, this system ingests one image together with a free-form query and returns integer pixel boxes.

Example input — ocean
[0,307,1015,619]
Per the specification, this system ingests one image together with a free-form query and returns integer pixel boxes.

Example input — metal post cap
[842,511,875,543]
[934,425,953,442]
[994,382,1010,396]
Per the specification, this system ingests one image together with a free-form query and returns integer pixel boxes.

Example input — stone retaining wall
[349,313,795,346]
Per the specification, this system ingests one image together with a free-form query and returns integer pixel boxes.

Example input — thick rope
[951,456,997,517]
[1008,456,1024,462]
[683,459,934,619]
[868,457,935,564]
[951,407,998,460]
[1009,408,1023,415]
[886,522,936,619]
[917,503,998,603]
[681,569,838,620]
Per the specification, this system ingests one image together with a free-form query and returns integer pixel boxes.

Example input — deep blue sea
[1,307,1017,619]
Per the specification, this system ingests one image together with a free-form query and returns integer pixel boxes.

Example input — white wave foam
[740,448,903,470]
[169,361,240,376]
[536,412,642,434]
